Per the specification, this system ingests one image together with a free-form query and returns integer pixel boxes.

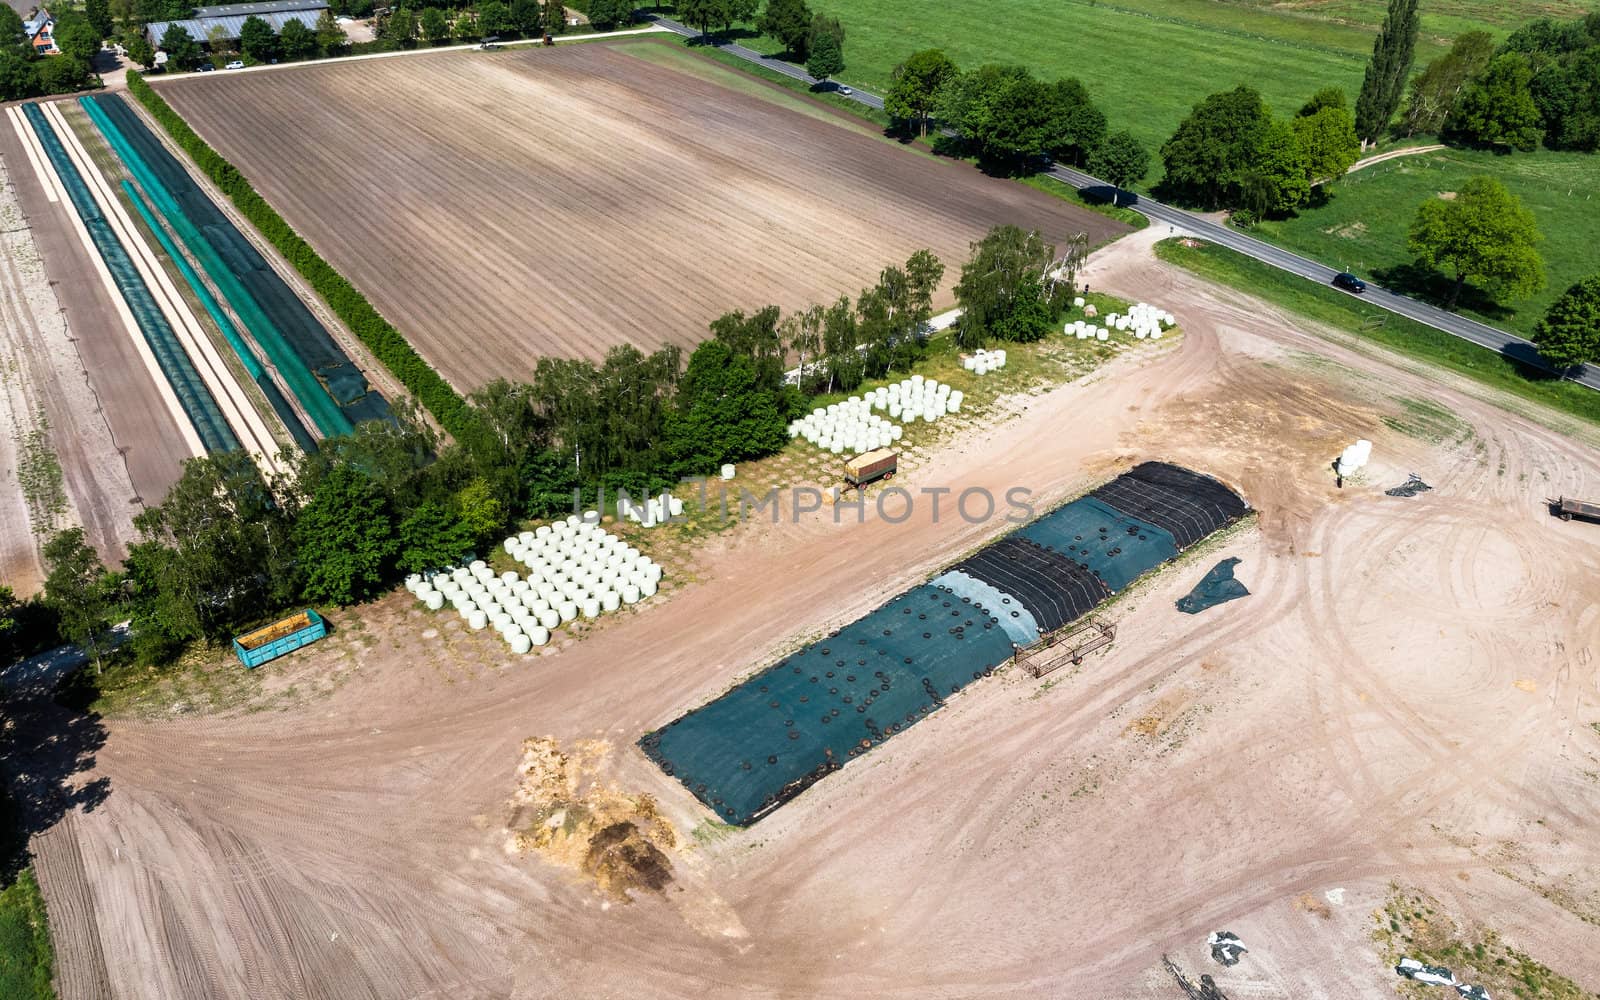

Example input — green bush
[124,73,491,454]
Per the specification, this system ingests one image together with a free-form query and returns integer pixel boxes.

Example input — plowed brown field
[153,43,1125,389]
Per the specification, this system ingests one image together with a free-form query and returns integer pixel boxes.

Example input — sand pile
[505,737,677,899]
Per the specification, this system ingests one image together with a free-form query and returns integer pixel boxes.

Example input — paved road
[649,14,1600,391]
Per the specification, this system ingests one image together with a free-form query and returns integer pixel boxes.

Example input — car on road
[478,39,502,50]
[837,85,853,95]
[198,62,215,71]
[1332,272,1366,293]
[225,60,245,69]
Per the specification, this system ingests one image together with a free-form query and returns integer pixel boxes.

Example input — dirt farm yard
[152,42,1126,389]
[16,226,1600,998]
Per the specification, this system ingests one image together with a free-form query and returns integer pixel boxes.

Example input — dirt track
[25,231,1600,998]
[154,43,1126,389]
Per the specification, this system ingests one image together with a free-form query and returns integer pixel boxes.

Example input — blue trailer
[233,610,327,668]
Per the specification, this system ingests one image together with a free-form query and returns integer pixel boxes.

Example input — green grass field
[1248,147,1600,338]
[718,0,1584,158]
[1154,237,1600,428]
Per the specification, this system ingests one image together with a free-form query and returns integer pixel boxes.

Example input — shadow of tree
[0,684,110,885]
[1372,261,1517,321]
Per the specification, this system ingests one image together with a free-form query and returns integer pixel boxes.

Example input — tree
[885,48,956,136]
[1407,175,1545,309]
[42,528,116,673]
[315,9,347,54]
[953,225,1057,347]
[1292,103,1359,184]
[510,0,542,36]
[543,0,566,36]
[1158,85,1272,209]
[123,33,155,70]
[381,6,418,47]
[477,0,515,36]
[86,0,114,40]
[160,24,200,68]
[53,12,102,64]
[396,502,476,574]
[35,55,91,94]
[709,305,788,392]
[1298,86,1347,117]
[782,305,824,390]
[1240,117,1310,218]
[0,5,25,51]
[1042,76,1106,166]
[1354,0,1421,145]
[420,6,450,44]
[1445,53,1544,151]
[721,0,758,35]
[1533,274,1600,371]
[239,15,278,62]
[759,0,811,59]
[666,340,787,474]
[131,452,299,646]
[820,294,862,391]
[0,51,38,101]
[451,8,479,41]
[279,17,315,58]
[1088,129,1149,205]
[805,21,843,83]
[1399,31,1494,137]
[295,465,396,605]
[676,0,717,37]
[586,0,634,31]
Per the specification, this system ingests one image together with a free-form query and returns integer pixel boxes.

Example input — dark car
[1332,272,1366,293]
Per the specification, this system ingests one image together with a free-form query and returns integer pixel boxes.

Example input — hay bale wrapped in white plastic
[720,463,736,480]
[1335,439,1373,477]
[1096,329,1109,341]
[468,610,488,630]
[424,591,444,611]
[1073,296,1085,307]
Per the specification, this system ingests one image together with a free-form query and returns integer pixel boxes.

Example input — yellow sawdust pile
[505,737,678,900]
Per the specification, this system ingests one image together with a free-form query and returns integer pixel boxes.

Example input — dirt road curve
[27,231,1600,998]
[155,43,1125,389]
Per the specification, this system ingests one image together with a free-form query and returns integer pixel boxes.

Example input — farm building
[147,0,328,47]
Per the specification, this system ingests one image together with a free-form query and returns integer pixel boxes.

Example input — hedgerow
[125,72,490,452]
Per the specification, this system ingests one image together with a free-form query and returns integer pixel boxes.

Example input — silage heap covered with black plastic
[641,462,1247,825]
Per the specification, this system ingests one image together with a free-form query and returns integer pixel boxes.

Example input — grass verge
[0,788,55,1000]
[0,870,54,1000]
[1154,237,1600,428]
[1374,885,1593,1000]
[1246,146,1600,341]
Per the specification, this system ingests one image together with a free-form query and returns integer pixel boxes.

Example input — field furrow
[155,43,1124,390]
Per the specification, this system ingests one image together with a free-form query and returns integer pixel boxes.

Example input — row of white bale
[1070,301,1177,342]
[405,517,663,653]
[790,397,905,454]
[867,376,963,422]
[621,494,685,528]
[962,348,1008,376]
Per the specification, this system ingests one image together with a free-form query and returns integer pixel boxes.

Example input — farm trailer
[233,609,327,668]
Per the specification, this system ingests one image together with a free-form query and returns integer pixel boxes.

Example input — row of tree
[1159,85,1360,218]
[1356,0,1600,152]
[20,240,958,669]
[0,6,100,102]
[377,0,575,50]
